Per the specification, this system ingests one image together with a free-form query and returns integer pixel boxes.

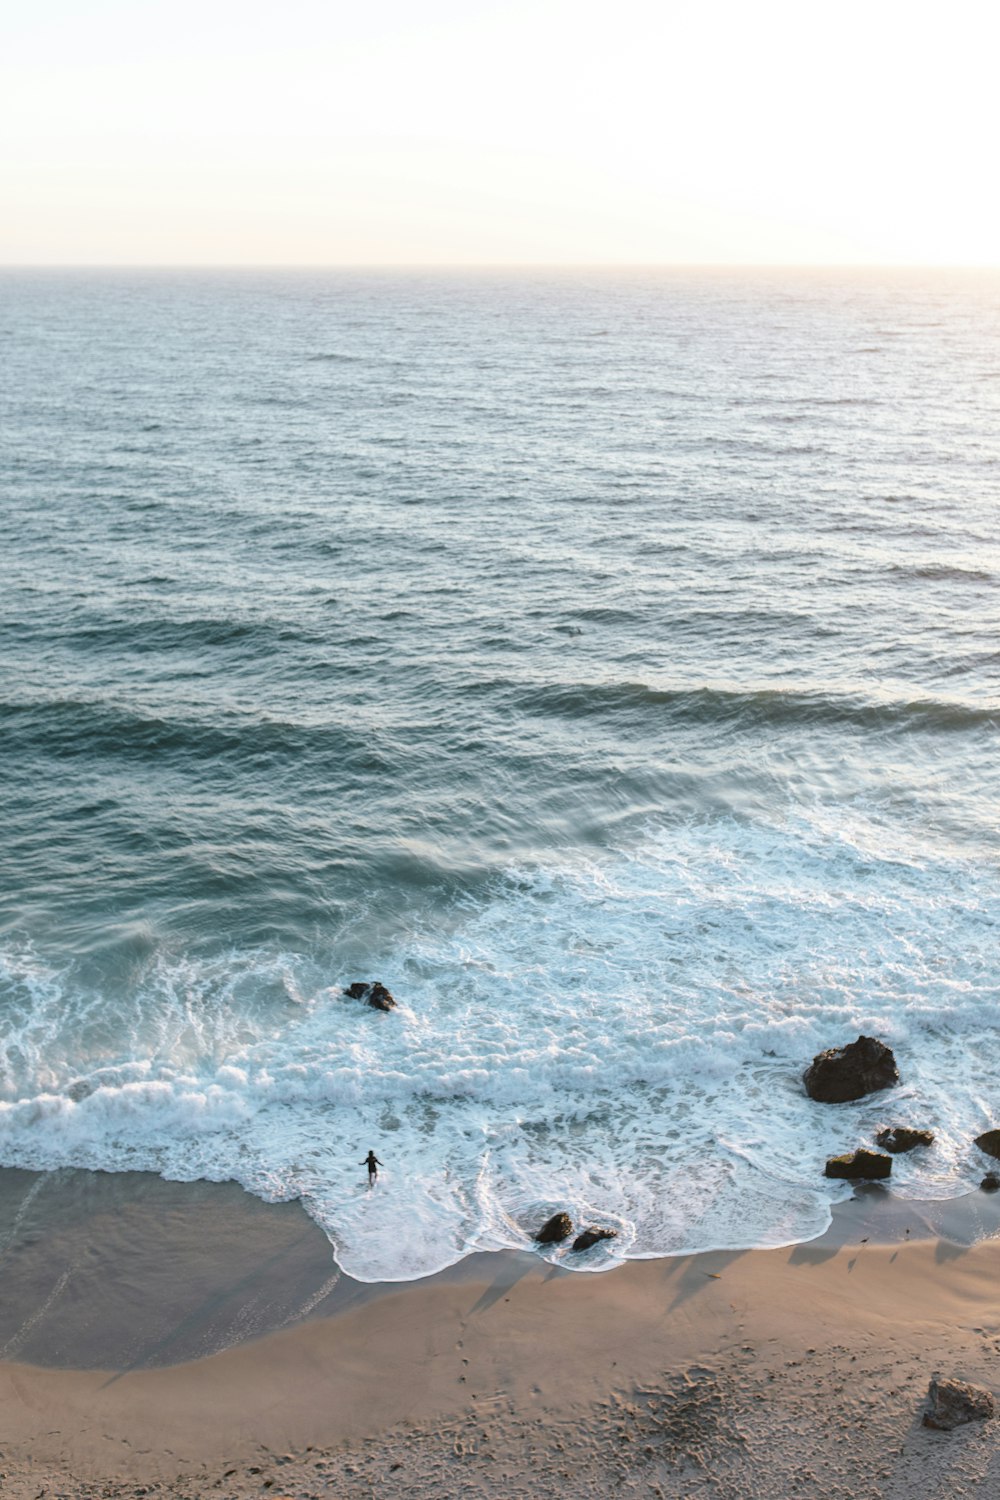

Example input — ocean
[1,267,998,1281]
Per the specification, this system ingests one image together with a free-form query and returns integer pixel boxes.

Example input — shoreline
[5,1165,1000,1371]
[3,1170,1000,1495]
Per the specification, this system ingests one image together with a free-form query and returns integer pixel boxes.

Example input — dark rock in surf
[535,1213,574,1244]
[980,1173,1000,1193]
[875,1127,934,1154]
[572,1226,618,1252]
[344,981,396,1011]
[824,1149,892,1181]
[804,1036,899,1104]
[975,1130,1000,1160]
[923,1374,995,1430]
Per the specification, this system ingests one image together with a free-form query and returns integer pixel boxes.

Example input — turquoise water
[2,268,998,1279]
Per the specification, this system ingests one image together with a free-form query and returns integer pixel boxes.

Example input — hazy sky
[3,0,997,265]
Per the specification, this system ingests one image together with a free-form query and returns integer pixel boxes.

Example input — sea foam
[0,808,996,1281]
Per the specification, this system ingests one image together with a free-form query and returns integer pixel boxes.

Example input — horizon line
[2,260,1000,273]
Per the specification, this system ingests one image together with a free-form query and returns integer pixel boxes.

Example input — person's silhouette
[361,1149,382,1185]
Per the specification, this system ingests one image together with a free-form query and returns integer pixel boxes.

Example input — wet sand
[3,1168,1000,1497]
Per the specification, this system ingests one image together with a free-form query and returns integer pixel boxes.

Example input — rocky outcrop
[804,1036,899,1103]
[981,1173,1000,1193]
[572,1227,618,1252]
[923,1374,995,1430]
[975,1130,1000,1160]
[534,1213,574,1244]
[344,981,396,1011]
[875,1127,934,1154]
[824,1149,892,1181]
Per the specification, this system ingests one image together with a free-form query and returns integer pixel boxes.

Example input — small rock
[981,1173,1000,1193]
[824,1149,892,1181]
[571,1226,618,1252]
[975,1130,1000,1160]
[876,1127,934,1154]
[344,981,396,1011]
[804,1036,899,1103]
[534,1212,573,1244]
[923,1374,995,1430]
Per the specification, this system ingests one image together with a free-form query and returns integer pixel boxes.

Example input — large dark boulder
[572,1227,618,1252]
[876,1127,934,1154]
[923,1374,995,1430]
[534,1213,573,1245]
[975,1130,1000,1160]
[824,1149,892,1180]
[981,1173,1000,1193]
[344,981,396,1011]
[804,1036,899,1103]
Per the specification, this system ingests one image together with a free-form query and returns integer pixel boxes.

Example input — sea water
[1,268,998,1280]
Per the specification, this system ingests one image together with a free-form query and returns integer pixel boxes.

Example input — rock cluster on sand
[804,1036,899,1103]
[875,1126,934,1154]
[824,1149,892,1181]
[808,1062,1000,1188]
[923,1374,995,1430]
[343,981,396,1011]
[804,1040,1000,1195]
[532,1215,618,1252]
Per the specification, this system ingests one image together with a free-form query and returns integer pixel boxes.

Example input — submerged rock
[572,1226,618,1252]
[975,1130,1000,1160]
[804,1036,899,1104]
[981,1173,1000,1193]
[824,1149,892,1181]
[534,1213,574,1245]
[923,1374,995,1430]
[875,1127,934,1154]
[344,981,396,1011]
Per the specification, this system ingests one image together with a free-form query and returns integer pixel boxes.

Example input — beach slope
[3,1182,1000,1497]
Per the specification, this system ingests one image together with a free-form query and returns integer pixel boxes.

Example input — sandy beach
[3,1171,1000,1497]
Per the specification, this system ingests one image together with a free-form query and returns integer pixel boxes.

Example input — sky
[2,0,998,265]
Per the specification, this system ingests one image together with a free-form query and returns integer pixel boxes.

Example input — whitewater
[1,268,998,1281]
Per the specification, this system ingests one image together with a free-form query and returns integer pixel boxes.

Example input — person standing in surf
[361,1149,382,1186]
